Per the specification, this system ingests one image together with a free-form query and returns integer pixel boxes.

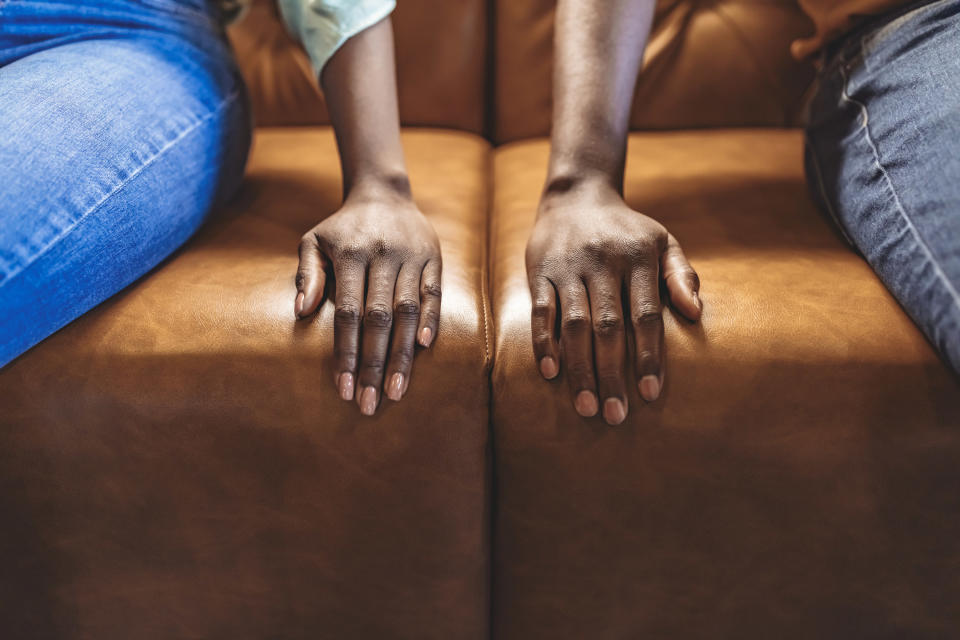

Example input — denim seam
[0,89,241,292]
[837,63,960,310]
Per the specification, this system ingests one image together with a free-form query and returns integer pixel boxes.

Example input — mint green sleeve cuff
[277,0,397,79]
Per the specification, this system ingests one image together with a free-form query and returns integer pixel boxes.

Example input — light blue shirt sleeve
[277,0,397,79]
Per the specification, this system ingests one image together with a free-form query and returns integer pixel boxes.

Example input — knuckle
[394,299,420,319]
[334,303,361,326]
[627,239,659,264]
[364,305,393,329]
[583,236,609,257]
[635,349,660,373]
[422,281,442,299]
[561,313,590,334]
[362,356,387,376]
[632,308,662,328]
[295,271,306,290]
[667,266,700,290]
[636,349,658,364]
[420,307,440,328]
[593,313,624,338]
[531,302,554,323]
[532,329,555,349]
[336,245,366,263]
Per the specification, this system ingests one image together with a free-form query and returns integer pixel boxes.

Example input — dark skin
[526,0,702,425]
[295,17,441,417]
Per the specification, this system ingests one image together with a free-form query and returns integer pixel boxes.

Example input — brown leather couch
[2,1,958,638]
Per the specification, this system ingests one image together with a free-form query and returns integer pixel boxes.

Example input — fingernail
[338,372,354,401]
[539,356,558,379]
[693,291,702,312]
[639,375,661,402]
[387,373,404,401]
[603,398,627,425]
[574,390,598,417]
[419,327,433,348]
[360,386,377,416]
[295,291,305,317]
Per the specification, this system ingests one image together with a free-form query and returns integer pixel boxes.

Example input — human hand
[525,181,701,425]
[295,188,441,416]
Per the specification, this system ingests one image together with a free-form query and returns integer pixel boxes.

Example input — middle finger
[357,259,399,416]
[558,279,598,417]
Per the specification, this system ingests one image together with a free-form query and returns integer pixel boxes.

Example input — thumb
[295,233,329,318]
[660,233,702,322]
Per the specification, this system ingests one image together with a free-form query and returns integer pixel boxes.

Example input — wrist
[543,171,620,198]
[539,172,623,215]
[545,135,626,198]
[344,171,413,205]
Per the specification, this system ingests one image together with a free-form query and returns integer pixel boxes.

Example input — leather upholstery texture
[228,0,488,133]
[494,0,817,142]
[0,129,492,639]
[489,131,960,638]
[2,2,959,638]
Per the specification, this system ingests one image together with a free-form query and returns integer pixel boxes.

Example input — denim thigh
[0,1,251,367]
[804,0,960,373]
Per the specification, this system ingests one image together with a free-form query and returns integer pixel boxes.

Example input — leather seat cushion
[0,129,492,639]
[489,130,960,638]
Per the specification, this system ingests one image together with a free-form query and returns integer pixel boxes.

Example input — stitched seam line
[0,90,240,291]
[837,64,960,309]
[480,143,493,372]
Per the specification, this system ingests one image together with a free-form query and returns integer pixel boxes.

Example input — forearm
[320,16,410,201]
[546,0,655,195]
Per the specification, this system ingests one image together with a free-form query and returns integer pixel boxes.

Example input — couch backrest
[495,0,816,143]
[229,0,816,142]
[227,0,489,134]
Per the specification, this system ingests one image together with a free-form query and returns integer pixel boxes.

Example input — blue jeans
[805,0,960,374]
[0,0,251,367]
